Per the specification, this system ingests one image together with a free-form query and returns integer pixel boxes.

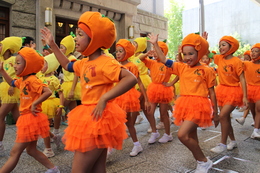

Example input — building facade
[0,0,167,52]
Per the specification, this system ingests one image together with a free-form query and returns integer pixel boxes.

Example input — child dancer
[139,40,174,144]
[0,37,22,152]
[41,11,137,172]
[0,47,60,173]
[114,39,151,156]
[243,44,260,138]
[148,33,218,173]
[40,53,64,157]
[210,36,248,153]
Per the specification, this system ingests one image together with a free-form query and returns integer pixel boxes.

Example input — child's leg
[177,120,207,162]
[219,105,236,144]
[53,111,61,133]
[26,140,55,169]
[0,142,28,172]
[0,103,17,142]
[143,100,157,133]
[126,112,139,142]
[159,103,170,135]
[10,103,20,122]
[243,108,250,118]
[254,101,260,129]
[71,148,107,173]
[91,148,107,173]
[249,102,256,120]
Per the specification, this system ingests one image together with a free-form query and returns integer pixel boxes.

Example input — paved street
[1,108,260,173]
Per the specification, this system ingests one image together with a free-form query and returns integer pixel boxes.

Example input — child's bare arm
[137,76,151,112]
[0,62,13,85]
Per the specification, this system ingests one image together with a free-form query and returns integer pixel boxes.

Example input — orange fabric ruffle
[147,83,174,104]
[114,88,140,112]
[63,103,128,152]
[16,112,50,143]
[215,84,243,107]
[247,84,260,103]
[173,96,213,127]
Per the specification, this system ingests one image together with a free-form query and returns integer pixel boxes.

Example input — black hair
[22,37,34,46]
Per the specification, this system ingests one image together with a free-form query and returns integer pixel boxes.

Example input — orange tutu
[173,96,213,127]
[147,83,174,104]
[215,84,243,107]
[247,84,260,103]
[114,88,140,112]
[16,112,50,143]
[63,103,128,152]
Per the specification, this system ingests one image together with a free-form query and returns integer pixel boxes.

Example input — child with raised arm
[41,11,137,172]
[114,39,151,156]
[148,33,218,173]
[210,36,248,153]
[0,47,60,173]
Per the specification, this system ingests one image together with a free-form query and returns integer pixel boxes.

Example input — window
[0,6,9,40]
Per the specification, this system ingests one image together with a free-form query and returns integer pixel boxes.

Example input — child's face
[14,55,26,75]
[75,28,91,53]
[115,46,126,61]
[251,48,260,60]
[182,46,199,66]
[243,54,251,61]
[59,44,66,55]
[41,60,48,73]
[200,55,210,64]
[219,41,231,55]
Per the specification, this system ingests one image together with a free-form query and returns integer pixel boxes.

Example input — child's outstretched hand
[147,33,159,45]
[91,98,107,121]
[41,27,54,46]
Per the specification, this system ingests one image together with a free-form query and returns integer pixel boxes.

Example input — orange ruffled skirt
[63,103,128,152]
[0,81,20,104]
[215,84,243,107]
[147,83,174,104]
[173,96,213,127]
[16,112,50,143]
[114,88,141,112]
[247,84,260,103]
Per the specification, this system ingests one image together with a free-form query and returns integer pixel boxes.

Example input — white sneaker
[0,144,4,153]
[45,166,60,173]
[210,143,227,153]
[227,141,237,150]
[107,148,115,158]
[52,134,62,148]
[129,145,143,157]
[251,131,260,139]
[147,126,152,133]
[148,132,160,144]
[156,122,165,129]
[43,148,55,158]
[158,133,173,143]
[235,117,245,125]
[194,158,213,173]
[135,115,143,124]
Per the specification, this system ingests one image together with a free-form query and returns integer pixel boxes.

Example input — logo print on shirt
[159,65,165,71]
[83,74,89,83]
[223,64,234,72]
[256,69,260,74]
[23,86,29,95]
[194,69,205,76]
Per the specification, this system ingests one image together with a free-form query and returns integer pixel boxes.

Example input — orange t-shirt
[244,61,260,86]
[123,62,139,78]
[73,55,122,104]
[214,55,243,86]
[142,58,172,83]
[171,62,216,97]
[14,75,47,115]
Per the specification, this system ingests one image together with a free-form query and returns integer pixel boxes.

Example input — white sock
[254,128,259,133]
[53,129,59,134]
[0,141,2,145]
[134,141,140,146]
[220,143,227,147]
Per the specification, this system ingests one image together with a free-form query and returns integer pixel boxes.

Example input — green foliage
[165,0,184,59]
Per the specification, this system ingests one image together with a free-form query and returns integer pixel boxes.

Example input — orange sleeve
[73,59,84,77]
[102,59,122,83]
[142,57,153,68]
[205,67,216,88]
[14,78,21,88]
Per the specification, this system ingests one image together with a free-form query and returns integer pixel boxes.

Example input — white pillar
[199,0,205,35]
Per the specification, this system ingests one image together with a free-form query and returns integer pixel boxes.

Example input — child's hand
[56,107,62,116]
[8,86,14,96]
[162,82,172,87]
[0,62,4,72]
[242,97,248,110]
[213,112,219,128]
[91,99,107,121]
[41,27,55,46]
[147,33,159,45]
[147,50,155,57]
[68,90,74,100]
[144,101,151,114]
[202,31,208,40]
[31,103,40,116]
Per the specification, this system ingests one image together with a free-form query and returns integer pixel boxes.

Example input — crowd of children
[0,10,259,173]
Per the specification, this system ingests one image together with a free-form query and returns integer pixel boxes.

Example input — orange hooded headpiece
[219,36,239,56]
[181,33,209,64]
[244,50,251,56]
[158,41,168,56]
[78,11,116,56]
[17,47,44,77]
[251,43,260,62]
[116,39,135,62]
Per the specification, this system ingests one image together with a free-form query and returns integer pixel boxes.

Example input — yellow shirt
[62,55,77,82]
[128,53,149,76]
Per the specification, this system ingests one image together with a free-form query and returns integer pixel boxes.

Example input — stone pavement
[1,108,260,173]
